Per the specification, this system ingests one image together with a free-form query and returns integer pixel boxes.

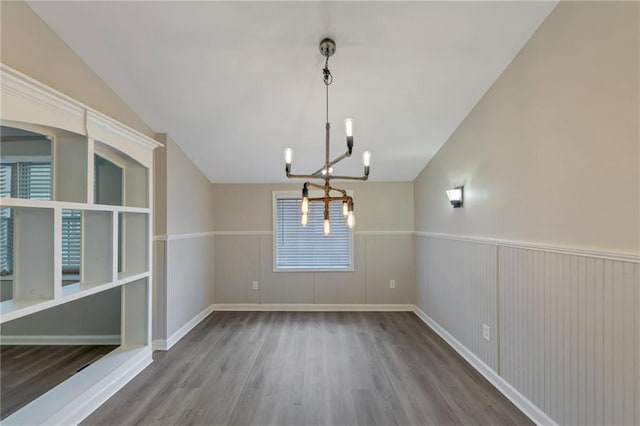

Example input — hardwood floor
[84,312,532,425]
[1,344,117,419]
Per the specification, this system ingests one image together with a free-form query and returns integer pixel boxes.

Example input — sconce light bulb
[323,219,331,235]
[362,151,371,167]
[284,148,293,165]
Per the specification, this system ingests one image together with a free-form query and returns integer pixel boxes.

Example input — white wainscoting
[153,232,214,347]
[419,236,499,370]
[415,232,639,426]
[499,246,638,426]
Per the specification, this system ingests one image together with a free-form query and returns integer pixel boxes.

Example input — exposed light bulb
[321,167,334,176]
[301,197,309,214]
[362,151,371,167]
[284,148,293,165]
[323,219,331,235]
[301,213,308,227]
[342,201,349,217]
[344,118,354,137]
[347,211,355,228]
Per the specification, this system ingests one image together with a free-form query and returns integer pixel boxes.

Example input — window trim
[272,190,354,273]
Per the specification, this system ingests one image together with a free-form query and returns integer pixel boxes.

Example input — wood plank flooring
[1,344,117,419]
[84,312,532,425]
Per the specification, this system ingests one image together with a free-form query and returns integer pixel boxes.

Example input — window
[0,162,80,274]
[273,191,353,271]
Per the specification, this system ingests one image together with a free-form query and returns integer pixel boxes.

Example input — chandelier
[284,38,370,235]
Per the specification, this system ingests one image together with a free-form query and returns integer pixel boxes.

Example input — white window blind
[0,207,12,275]
[0,162,81,274]
[0,165,13,275]
[61,210,81,273]
[14,162,51,200]
[274,194,353,271]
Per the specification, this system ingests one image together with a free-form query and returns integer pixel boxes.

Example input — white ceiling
[29,1,556,183]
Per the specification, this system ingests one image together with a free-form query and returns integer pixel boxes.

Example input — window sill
[273,267,354,273]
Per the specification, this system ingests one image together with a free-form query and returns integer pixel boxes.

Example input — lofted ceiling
[29,1,556,183]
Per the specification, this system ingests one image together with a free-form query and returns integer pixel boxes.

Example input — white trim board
[0,334,120,345]
[153,304,215,351]
[414,231,639,263]
[1,65,161,150]
[154,231,215,241]
[412,306,558,426]
[212,304,414,312]
[153,230,415,241]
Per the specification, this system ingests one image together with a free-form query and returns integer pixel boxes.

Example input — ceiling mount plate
[319,38,336,58]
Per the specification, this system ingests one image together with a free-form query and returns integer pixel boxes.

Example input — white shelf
[0,298,50,322]
[0,197,150,214]
[1,271,150,323]
[1,64,158,423]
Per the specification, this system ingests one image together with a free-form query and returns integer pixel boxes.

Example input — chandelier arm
[310,163,330,176]
[286,173,324,179]
[326,186,347,196]
[326,175,369,181]
[305,182,326,191]
[327,151,351,167]
[307,196,352,203]
[310,149,351,176]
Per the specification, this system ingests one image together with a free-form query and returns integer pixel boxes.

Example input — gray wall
[212,182,415,305]
[413,2,638,254]
[153,135,214,341]
[414,2,639,425]
[0,1,153,137]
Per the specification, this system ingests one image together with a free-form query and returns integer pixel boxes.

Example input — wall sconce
[446,186,464,208]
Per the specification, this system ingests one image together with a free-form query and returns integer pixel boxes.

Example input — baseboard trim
[412,306,558,426]
[152,338,167,351]
[212,303,414,312]
[51,347,153,425]
[51,350,153,425]
[0,334,120,345]
[153,304,215,351]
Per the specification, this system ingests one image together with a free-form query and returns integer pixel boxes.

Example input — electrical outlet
[389,279,396,289]
[252,281,259,290]
[482,324,490,342]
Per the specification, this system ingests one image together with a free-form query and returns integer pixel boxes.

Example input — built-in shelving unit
[0,64,161,424]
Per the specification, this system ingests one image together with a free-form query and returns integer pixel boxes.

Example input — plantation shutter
[275,196,352,270]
